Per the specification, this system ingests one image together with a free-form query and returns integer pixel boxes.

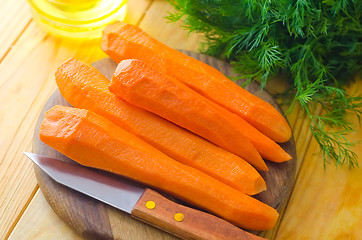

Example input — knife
[24,152,266,240]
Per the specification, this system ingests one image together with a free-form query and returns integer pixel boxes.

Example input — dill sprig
[167,0,362,168]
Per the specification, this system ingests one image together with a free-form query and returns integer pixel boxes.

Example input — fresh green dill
[167,0,362,168]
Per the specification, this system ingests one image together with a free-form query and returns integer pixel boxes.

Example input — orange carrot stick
[110,59,287,169]
[110,59,291,164]
[102,21,292,143]
[39,105,279,230]
[55,58,266,194]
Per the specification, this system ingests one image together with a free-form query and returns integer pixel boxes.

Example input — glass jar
[27,0,128,39]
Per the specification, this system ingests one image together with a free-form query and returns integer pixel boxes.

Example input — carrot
[102,21,292,143]
[39,105,279,230]
[55,58,266,195]
[110,59,291,164]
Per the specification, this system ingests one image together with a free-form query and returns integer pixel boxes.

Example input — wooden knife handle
[131,188,266,240]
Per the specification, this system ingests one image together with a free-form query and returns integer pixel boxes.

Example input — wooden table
[1,0,361,239]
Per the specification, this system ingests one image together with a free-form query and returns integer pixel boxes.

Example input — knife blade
[24,152,266,240]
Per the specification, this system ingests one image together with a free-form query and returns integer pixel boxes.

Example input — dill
[167,0,362,168]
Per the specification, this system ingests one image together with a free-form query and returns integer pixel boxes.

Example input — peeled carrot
[102,21,292,143]
[39,105,279,230]
[110,59,291,165]
[55,58,266,194]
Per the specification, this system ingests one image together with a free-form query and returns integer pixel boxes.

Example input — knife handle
[131,188,266,240]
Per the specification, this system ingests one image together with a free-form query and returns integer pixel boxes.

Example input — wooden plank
[138,0,201,51]
[275,80,362,239]
[292,105,321,173]
[124,0,153,25]
[8,190,84,240]
[0,0,32,61]
[2,1,154,239]
[0,21,106,240]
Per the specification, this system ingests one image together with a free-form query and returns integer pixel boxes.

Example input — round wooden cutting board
[32,51,296,240]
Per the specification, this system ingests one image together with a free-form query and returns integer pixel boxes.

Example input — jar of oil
[27,0,128,39]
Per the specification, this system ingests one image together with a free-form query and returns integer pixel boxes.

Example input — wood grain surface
[32,52,296,239]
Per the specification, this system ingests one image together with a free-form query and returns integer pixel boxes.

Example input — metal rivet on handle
[146,200,156,209]
[174,213,184,222]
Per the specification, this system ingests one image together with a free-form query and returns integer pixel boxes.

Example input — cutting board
[32,51,296,240]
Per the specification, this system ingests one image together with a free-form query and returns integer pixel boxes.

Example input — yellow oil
[27,0,128,39]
